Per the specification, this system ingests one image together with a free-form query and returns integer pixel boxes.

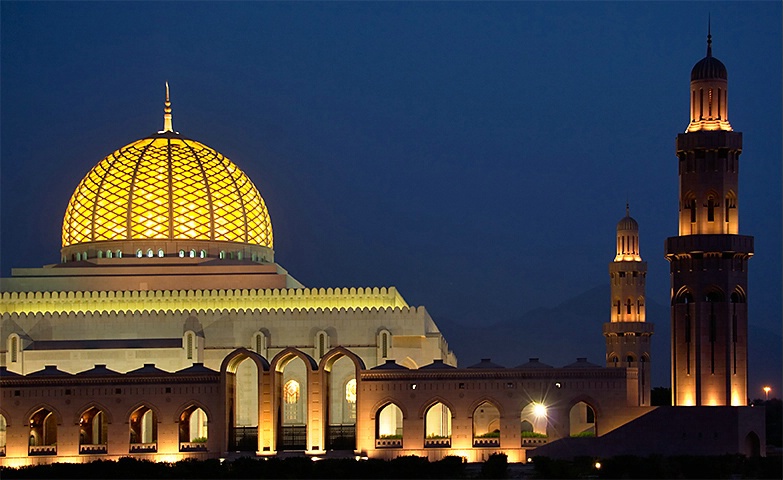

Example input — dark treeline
[2,453,782,479]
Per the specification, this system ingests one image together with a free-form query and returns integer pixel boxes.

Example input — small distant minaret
[603,205,654,406]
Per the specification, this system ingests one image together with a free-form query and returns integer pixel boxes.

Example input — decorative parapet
[0,286,408,316]
[79,444,108,454]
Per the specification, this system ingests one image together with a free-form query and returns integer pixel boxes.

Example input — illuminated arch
[319,346,366,372]
[24,404,63,427]
[73,401,114,425]
[467,397,505,418]
[369,399,408,421]
[220,347,269,375]
[417,396,457,420]
[270,347,318,374]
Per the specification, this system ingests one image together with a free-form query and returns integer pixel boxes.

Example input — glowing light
[594,462,602,470]
[763,386,771,400]
[533,403,547,418]
[62,137,273,248]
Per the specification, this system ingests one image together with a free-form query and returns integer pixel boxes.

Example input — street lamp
[763,386,771,400]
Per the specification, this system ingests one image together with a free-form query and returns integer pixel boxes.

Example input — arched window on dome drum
[179,250,185,258]
[136,250,143,258]
[116,250,122,258]
[158,249,164,258]
[106,250,112,259]
[219,251,225,259]
[147,249,153,258]
[251,253,257,262]
[186,333,193,360]
[237,251,243,260]
[189,249,196,258]
[97,250,103,259]
[10,336,18,363]
[200,250,206,258]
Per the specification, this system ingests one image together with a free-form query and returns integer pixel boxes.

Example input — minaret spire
[707,15,712,57]
[162,82,174,133]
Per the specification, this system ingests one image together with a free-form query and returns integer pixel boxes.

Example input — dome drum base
[61,240,274,264]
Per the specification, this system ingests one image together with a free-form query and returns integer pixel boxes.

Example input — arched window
[136,250,143,258]
[106,250,112,259]
[379,330,391,359]
[116,250,122,258]
[315,331,329,359]
[79,407,108,452]
[189,249,196,258]
[237,251,243,260]
[345,379,357,405]
[29,408,57,453]
[284,380,300,405]
[129,406,157,451]
[146,249,154,258]
[707,196,716,222]
[219,251,225,259]
[157,249,164,258]
[199,250,206,258]
[10,335,18,363]
[251,253,257,262]
[626,354,635,366]
[252,331,267,359]
[186,333,193,360]
[377,403,403,441]
[179,250,185,258]
[473,401,500,446]
[97,250,103,259]
[179,406,208,447]
[626,299,632,315]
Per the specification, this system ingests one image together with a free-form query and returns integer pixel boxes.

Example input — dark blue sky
[2,2,780,390]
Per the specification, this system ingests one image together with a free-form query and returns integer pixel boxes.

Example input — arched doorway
[375,403,403,448]
[79,407,108,454]
[222,349,268,452]
[424,402,452,448]
[129,405,157,453]
[744,431,761,457]
[569,401,596,437]
[179,405,209,452]
[29,408,57,455]
[277,357,308,450]
[473,401,500,447]
[324,355,358,450]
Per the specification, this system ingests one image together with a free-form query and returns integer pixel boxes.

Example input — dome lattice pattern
[62,135,273,248]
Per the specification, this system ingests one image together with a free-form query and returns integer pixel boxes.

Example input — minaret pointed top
[626,202,630,217]
[706,15,712,57]
[162,82,174,133]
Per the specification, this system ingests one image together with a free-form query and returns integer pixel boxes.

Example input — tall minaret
[665,29,753,406]
[603,205,653,406]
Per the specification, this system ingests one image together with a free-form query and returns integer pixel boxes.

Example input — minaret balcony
[603,322,654,335]
[665,234,753,257]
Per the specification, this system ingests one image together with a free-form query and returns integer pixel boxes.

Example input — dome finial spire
[706,14,712,57]
[162,82,173,133]
[626,202,630,217]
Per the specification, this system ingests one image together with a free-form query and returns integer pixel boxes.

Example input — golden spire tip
[162,82,173,133]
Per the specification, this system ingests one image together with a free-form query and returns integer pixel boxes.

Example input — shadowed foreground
[1,453,781,479]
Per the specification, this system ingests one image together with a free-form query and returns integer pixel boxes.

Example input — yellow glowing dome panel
[62,135,273,248]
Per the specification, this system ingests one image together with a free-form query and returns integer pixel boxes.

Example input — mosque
[0,34,765,466]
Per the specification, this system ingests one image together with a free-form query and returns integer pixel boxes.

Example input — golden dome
[62,89,272,251]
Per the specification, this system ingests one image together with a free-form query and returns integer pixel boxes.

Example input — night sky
[2,2,781,393]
